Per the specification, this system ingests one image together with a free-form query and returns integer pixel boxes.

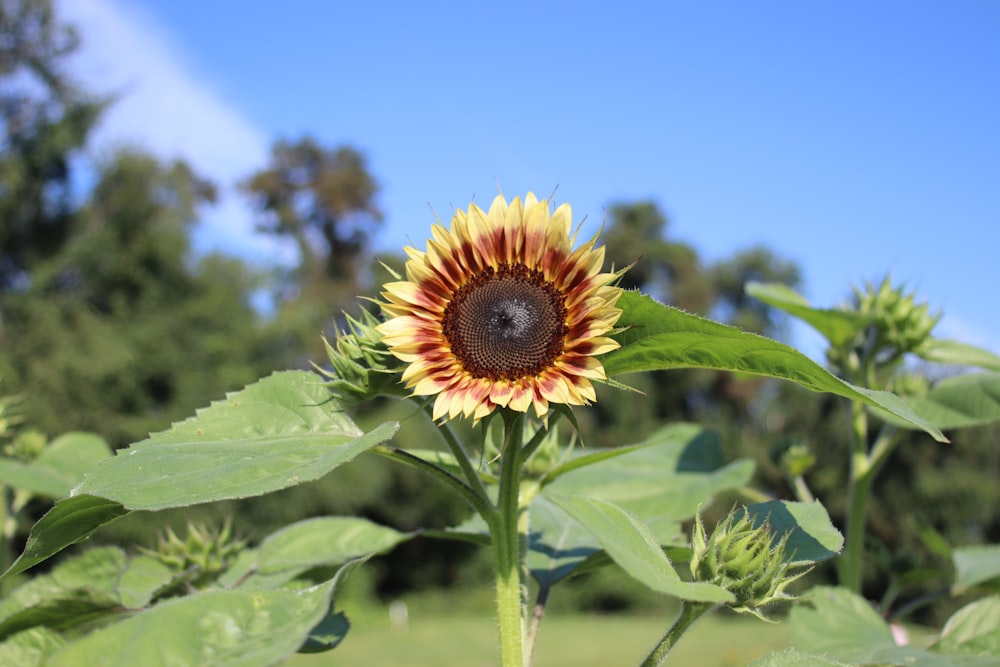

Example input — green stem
[493,411,526,667]
[839,400,871,593]
[640,601,715,667]
[370,445,493,520]
[520,411,563,462]
[427,405,491,503]
[525,584,550,664]
[868,425,901,477]
[737,485,772,504]
[0,486,9,572]
[792,475,815,503]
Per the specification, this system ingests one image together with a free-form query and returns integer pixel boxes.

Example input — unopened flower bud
[319,309,405,403]
[690,508,808,620]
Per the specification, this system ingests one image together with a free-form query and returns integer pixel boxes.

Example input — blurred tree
[0,0,105,289]
[710,246,801,335]
[590,201,803,447]
[242,139,383,363]
[0,150,276,446]
[602,201,712,314]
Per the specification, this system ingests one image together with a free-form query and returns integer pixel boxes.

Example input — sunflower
[377,193,624,421]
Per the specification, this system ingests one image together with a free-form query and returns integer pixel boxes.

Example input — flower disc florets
[376,193,624,421]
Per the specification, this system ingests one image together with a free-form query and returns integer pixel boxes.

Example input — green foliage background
[1,0,996,629]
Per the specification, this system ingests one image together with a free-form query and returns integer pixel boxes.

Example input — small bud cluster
[690,509,808,620]
[0,394,45,462]
[854,277,939,356]
[319,309,405,403]
[829,277,940,375]
[139,518,246,591]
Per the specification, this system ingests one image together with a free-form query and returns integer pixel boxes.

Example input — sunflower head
[376,193,624,421]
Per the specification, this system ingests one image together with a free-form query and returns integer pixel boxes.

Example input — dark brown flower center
[442,264,568,381]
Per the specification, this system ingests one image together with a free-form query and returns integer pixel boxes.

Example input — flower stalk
[492,411,527,667]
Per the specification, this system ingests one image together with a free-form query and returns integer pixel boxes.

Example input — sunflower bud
[140,518,246,590]
[690,508,807,620]
[854,277,940,357]
[319,309,405,403]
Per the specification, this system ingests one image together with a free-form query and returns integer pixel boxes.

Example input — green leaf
[933,595,1000,656]
[742,501,843,566]
[256,517,408,575]
[746,281,871,348]
[550,494,733,603]
[919,339,1000,371]
[46,578,344,667]
[0,627,67,667]
[0,460,67,500]
[0,548,127,640]
[888,373,1000,430]
[525,495,604,587]
[605,291,946,441]
[407,449,497,484]
[0,433,112,499]
[116,556,175,609]
[73,371,399,510]
[542,423,754,542]
[748,648,852,667]
[299,558,366,653]
[789,586,894,661]
[954,545,1000,594]
[0,495,129,583]
[33,433,114,490]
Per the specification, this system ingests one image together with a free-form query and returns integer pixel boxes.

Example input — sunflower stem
[640,601,715,667]
[369,445,493,520]
[493,410,527,667]
[838,399,870,594]
[520,411,563,462]
[425,404,491,504]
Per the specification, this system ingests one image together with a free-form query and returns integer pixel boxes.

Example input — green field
[289,610,789,667]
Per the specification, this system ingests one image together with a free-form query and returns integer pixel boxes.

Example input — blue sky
[62,1,999,357]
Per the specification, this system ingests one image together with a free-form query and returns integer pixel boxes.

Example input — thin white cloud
[59,0,289,265]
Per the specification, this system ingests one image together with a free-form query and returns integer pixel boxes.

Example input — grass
[288,608,789,667]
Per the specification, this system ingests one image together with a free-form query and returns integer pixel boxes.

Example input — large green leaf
[0,460,67,500]
[0,627,67,667]
[745,281,871,348]
[525,495,605,587]
[116,555,175,609]
[542,423,754,541]
[918,339,1000,371]
[887,373,1000,430]
[432,425,753,586]
[953,545,1000,594]
[933,595,1000,657]
[742,501,843,566]
[0,495,129,583]
[550,495,732,603]
[256,517,408,574]
[74,371,398,510]
[748,648,852,667]
[0,433,112,500]
[216,518,408,591]
[604,291,946,441]
[0,547,127,641]
[46,577,343,667]
[789,586,895,661]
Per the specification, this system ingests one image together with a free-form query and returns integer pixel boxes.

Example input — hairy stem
[369,445,492,519]
[640,601,715,667]
[839,400,870,593]
[493,411,526,667]
[425,405,491,504]
[525,584,550,664]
